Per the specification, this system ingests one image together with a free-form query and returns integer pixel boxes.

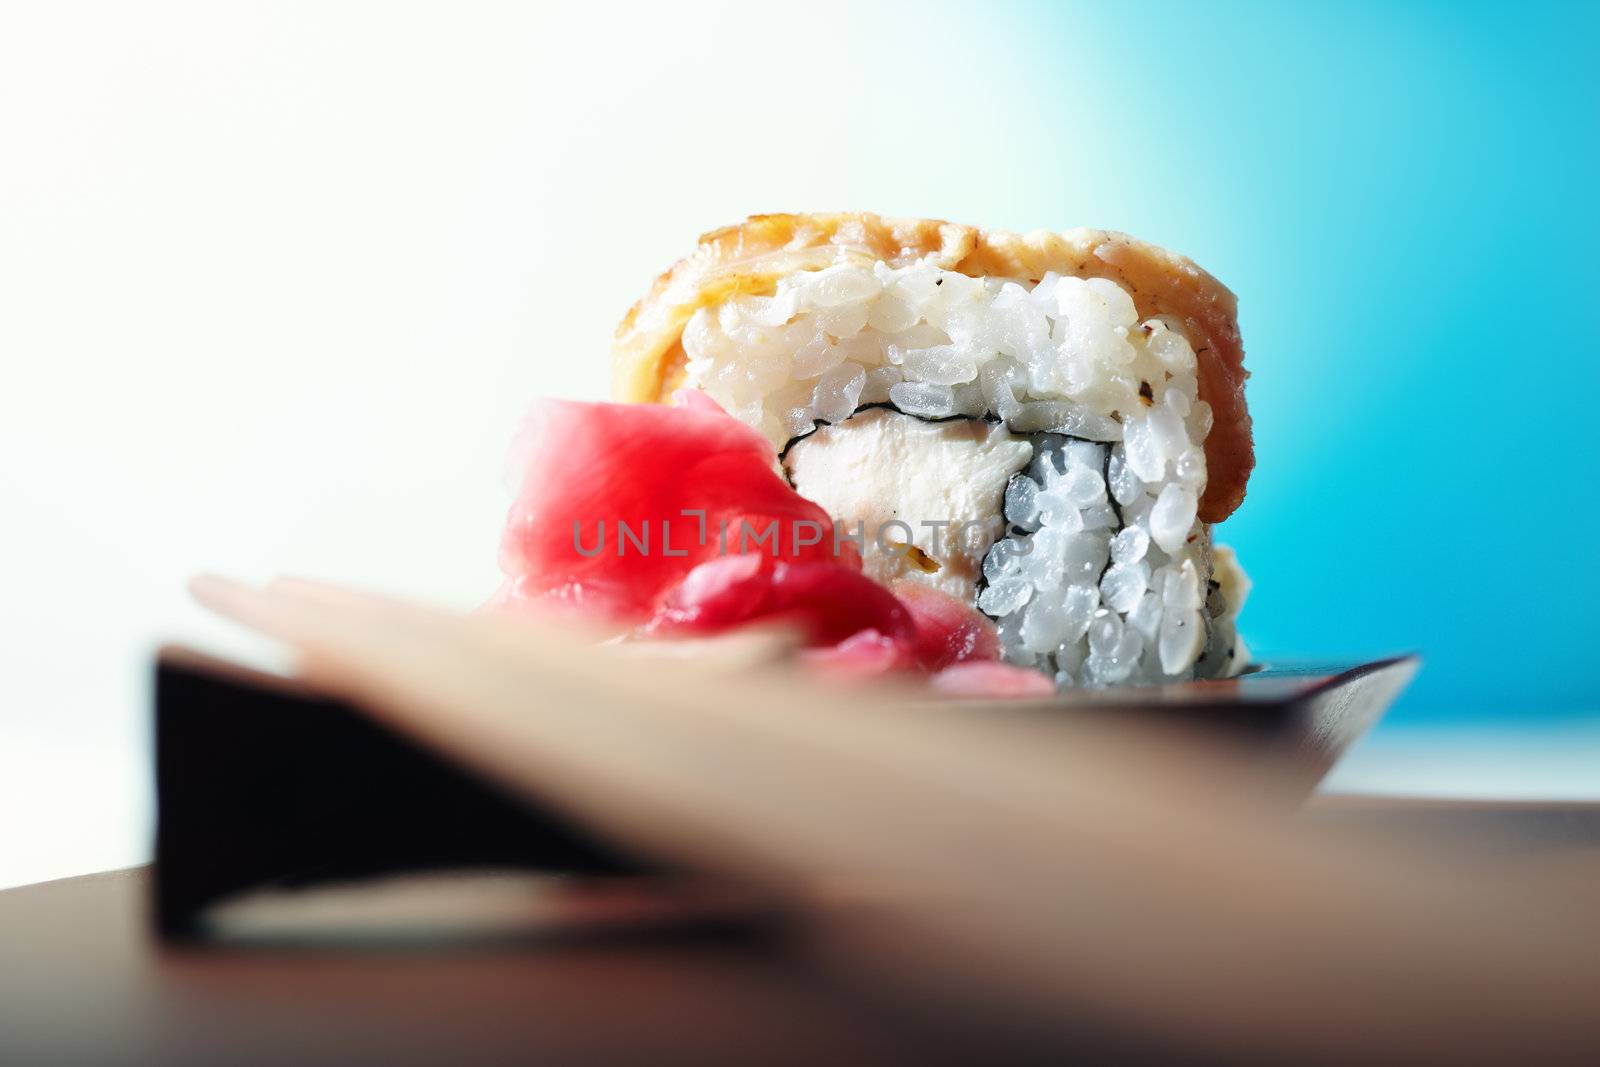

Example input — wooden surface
[3,796,1597,1066]
[0,870,914,1067]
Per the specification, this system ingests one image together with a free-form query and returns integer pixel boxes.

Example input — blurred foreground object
[132,578,1600,1063]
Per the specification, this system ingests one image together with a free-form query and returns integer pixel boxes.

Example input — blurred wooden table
[3,796,1598,1066]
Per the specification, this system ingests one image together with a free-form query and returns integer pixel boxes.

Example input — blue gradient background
[1001,1,1599,722]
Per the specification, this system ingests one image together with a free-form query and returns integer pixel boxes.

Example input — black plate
[151,650,1416,940]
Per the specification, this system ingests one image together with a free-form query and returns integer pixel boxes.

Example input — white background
[2,2,1593,891]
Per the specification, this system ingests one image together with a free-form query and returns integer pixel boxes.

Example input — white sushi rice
[681,254,1248,686]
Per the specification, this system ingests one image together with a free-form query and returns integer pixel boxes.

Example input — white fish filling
[682,255,1248,687]
[782,409,1032,600]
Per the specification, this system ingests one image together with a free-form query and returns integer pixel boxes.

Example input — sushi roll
[612,213,1253,688]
